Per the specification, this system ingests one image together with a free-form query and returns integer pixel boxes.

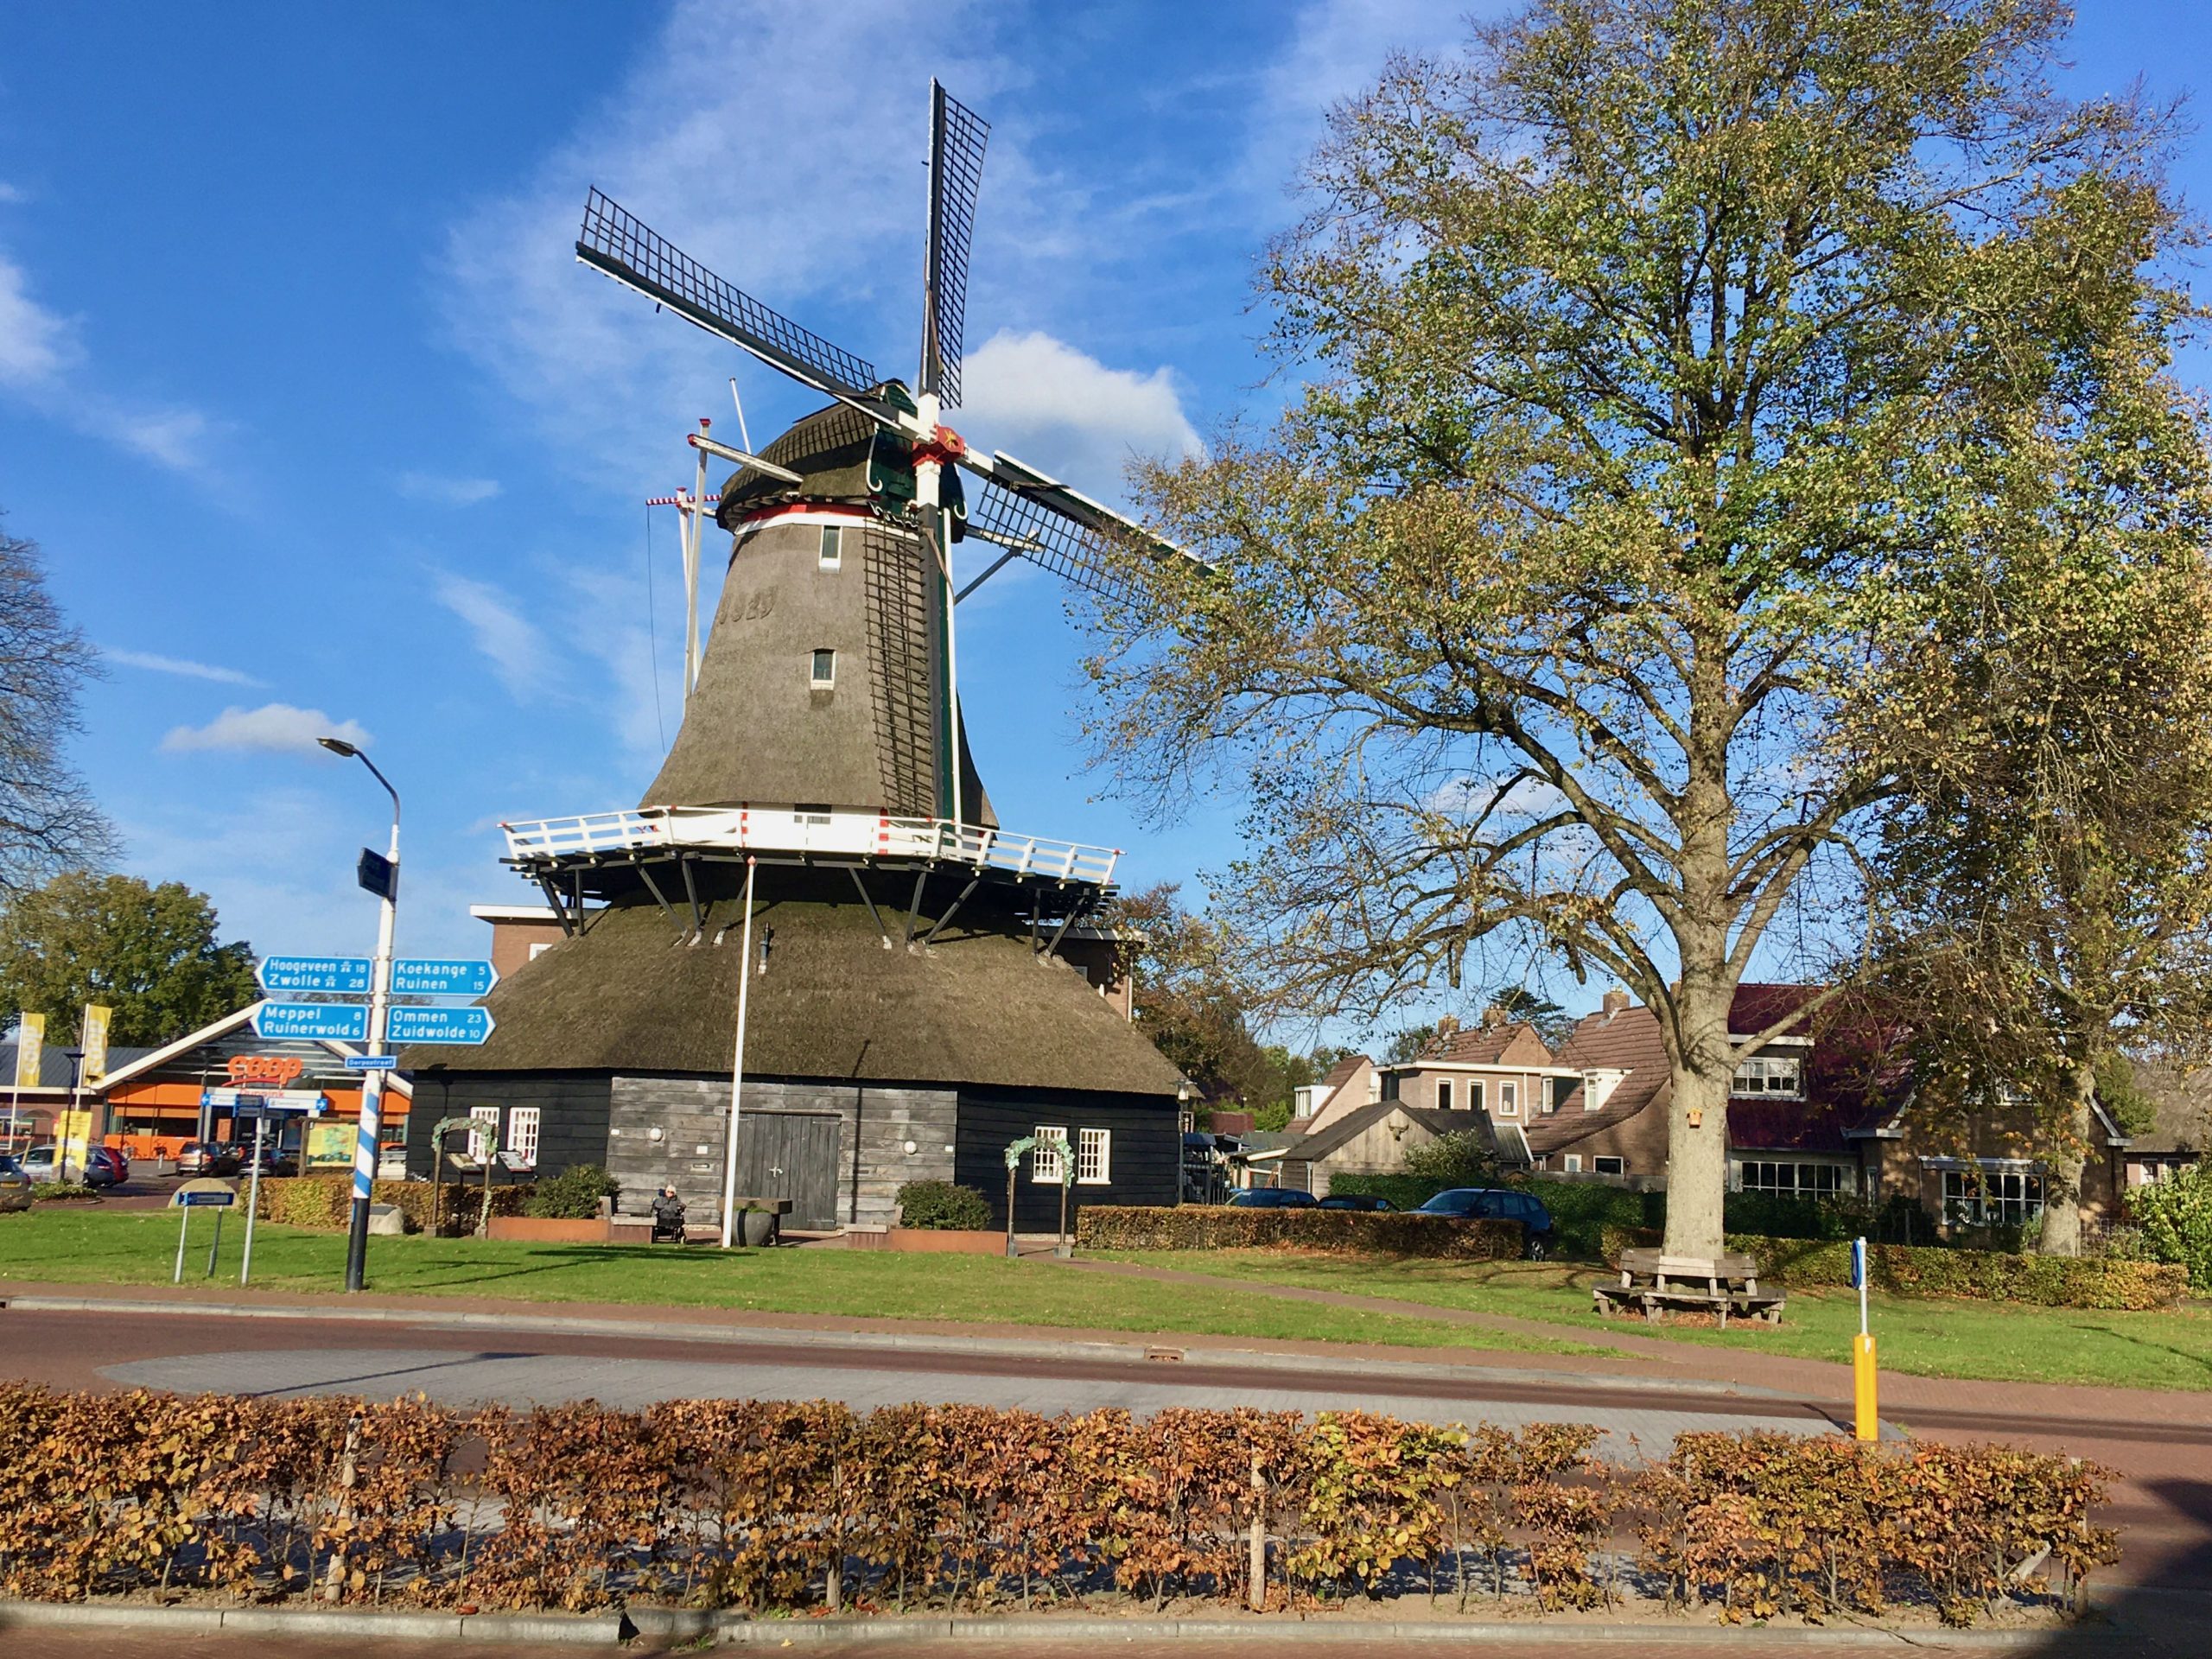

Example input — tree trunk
[2036,1063,2097,1257]
[1660,971,1735,1261]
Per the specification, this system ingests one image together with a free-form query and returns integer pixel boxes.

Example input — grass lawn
[1102,1249,2212,1393]
[0,1207,1608,1358]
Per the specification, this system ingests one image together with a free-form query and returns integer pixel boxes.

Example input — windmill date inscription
[729,589,777,622]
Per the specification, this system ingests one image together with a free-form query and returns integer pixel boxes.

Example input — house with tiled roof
[1292,1052,1381,1135]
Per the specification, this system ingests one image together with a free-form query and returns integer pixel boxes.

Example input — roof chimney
[1601,987,1630,1020]
[1434,1014,1460,1038]
[1480,1004,1506,1029]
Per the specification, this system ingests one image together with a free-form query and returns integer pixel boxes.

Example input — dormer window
[810,648,836,688]
[1732,1056,1802,1097]
[819,525,843,569]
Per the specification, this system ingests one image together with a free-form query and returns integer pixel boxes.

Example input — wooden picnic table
[1592,1247,1785,1327]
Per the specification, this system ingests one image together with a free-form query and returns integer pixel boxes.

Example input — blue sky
[3,3,2209,1042]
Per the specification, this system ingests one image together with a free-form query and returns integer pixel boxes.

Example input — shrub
[1077,1204,1521,1259]
[0,1382,2119,1625]
[2126,1165,2212,1291]
[895,1180,993,1231]
[30,1183,101,1203]
[1326,1175,1656,1259]
[1597,1226,2188,1310]
[1402,1129,1498,1190]
[524,1165,619,1220]
[255,1175,532,1234]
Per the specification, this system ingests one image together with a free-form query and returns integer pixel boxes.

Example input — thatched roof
[404,883,1182,1097]
[718,401,900,521]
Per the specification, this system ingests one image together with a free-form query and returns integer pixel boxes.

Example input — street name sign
[251,1002,370,1042]
[258,957,372,995]
[344,1054,398,1071]
[391,958,498,998]
[385,1006,494,1046]
[171,1180,238,1209]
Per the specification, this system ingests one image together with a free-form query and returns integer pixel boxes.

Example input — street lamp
[321,735,399,1294]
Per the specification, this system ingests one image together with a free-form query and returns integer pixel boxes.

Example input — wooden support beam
[849,868,892,949]
[920,874,983,948]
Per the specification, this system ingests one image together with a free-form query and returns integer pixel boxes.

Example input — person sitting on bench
[650,1185,687,1243]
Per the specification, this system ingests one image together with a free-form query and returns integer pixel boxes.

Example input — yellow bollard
[1853,1332,1879,1441]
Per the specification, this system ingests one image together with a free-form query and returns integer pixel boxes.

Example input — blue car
[1415,1187,1557,1259]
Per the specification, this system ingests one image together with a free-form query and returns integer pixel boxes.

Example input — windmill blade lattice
[962,454,1181,603]
[921,83,989,408]
[577,188,887,410]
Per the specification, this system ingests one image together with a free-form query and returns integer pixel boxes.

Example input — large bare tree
[1084,0,2191,1255]
[0,516,114,894]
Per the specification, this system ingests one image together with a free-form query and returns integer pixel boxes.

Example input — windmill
[577,79,1191,828]
[413,81,1197,1245]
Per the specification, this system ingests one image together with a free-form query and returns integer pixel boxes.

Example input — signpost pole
[174,1208,189,1284]
[331,749,402,1296]
[206,1208,224,1278]
[720,856,758,1249]
[241,1115,266,1286]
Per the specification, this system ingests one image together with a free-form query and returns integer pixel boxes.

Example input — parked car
[176,1140,243,1177]
[1414,1187,1558,1259]
[1319,1193,1395,1212]
[0,1154,30,1213]
[1227,1186,1318,1208]
[20,1144,126,1187]
[237,1141,299,1178]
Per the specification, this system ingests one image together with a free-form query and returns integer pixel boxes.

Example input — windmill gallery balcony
[501,804,1122,889]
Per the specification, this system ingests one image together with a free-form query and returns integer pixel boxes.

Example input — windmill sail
[576,188,898,420]
[919,82,989,408]
[961,450,1196,601]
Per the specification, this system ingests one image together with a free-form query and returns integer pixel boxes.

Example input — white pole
[913,390,962,828]
[1857,1236,1870,1338]
[685,436,707,702]
[241,1114,265,1286]
[720,855,758,1248]
[346,804,399,1293]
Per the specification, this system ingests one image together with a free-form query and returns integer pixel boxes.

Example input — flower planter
[485,1216,609,1244]
[888,1227,1010,1255]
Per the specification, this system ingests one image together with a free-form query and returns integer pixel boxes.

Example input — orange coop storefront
[94,1007,411,1173]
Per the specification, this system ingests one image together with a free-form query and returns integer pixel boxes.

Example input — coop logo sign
[227,1055,305,1089]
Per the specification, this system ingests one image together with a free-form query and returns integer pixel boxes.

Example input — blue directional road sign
[385,1006,494,1046]
[252,1002,370,1041]
[391,957,499,998]
[258,956,372,995]
[344,1054,398,1071]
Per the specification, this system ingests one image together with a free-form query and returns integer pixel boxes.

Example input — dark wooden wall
[404,1072,612,1184]
[956,1089,1181,1231]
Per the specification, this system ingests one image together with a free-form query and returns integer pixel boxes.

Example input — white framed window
[794,802,833,827]
[1497,1080,1519,1117]
[818,524,843,569]
[1466,1079,1484,1113]
[1562,1154,1582,1173]
[1941,1166,2042,1228]
[1077,1127,1112,1185]
[1593,1154,1625,1176]
[1739,1160,1851,1198]
[467,1105,499,1161]
[506,1107,541,1169]
[810,648,836,688]
[1732,1056,1802,1097]
[1031,1126,1067,1183]
[528,941,553,961]
[1436,1078,1454,1111]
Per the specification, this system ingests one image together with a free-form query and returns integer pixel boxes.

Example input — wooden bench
[1592,1248,1786,1328]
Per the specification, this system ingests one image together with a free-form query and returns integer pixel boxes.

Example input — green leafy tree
[1490,987,1573,1049]
[0,872,259,1046]
[0,518,114,893]
[1107,882,1274,1104]
[1086,0,2188,1257]
[1402,1129,1497,1191]
[2126,1166,2212,1292]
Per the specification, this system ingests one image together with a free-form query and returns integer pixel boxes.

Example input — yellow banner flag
[13,1013,42,1091]
[80,1005,112,1084]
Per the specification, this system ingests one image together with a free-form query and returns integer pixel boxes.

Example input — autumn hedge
[1599,1226,2189,1309]
[252,1176,533,1235]
[1076,1205,1522,1257]
[0,1385,2116,1626]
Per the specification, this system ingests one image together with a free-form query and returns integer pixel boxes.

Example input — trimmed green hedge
[1597,1225,2188,1310]
[1326,1175,1657,1259]
[896,1180,993,1230]
[255,1175,532,1234]
[1077,1203,1521,1258]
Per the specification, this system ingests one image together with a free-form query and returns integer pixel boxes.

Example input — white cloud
[957,330,1202,501]
[161,703,370,754]
[0,251,78,384]
[397,471,502,506]
[440,0,1014,488]
[432,570,555,698]
[0,246,226,475]
[103,646,267,687]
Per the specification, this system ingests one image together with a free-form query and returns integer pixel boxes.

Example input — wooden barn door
[735,1112,842,1230]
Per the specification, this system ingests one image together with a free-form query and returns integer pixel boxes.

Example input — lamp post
[61,1048,85,1183]
[320,736,399,1294]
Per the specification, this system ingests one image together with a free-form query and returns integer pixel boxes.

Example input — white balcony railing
[501,804,1121,887]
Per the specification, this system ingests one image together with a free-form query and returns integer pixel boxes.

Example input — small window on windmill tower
[818,524,842,569]
[810,648,836,688]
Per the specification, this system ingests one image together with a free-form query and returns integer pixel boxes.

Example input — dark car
[0,1154,29,1214]
[1228,1186,1318,1208]
[176,1140,243,1177]
[1318,1193,1395,1212]
[238,1141,299,1178]
[1415,1187,1557,1259]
